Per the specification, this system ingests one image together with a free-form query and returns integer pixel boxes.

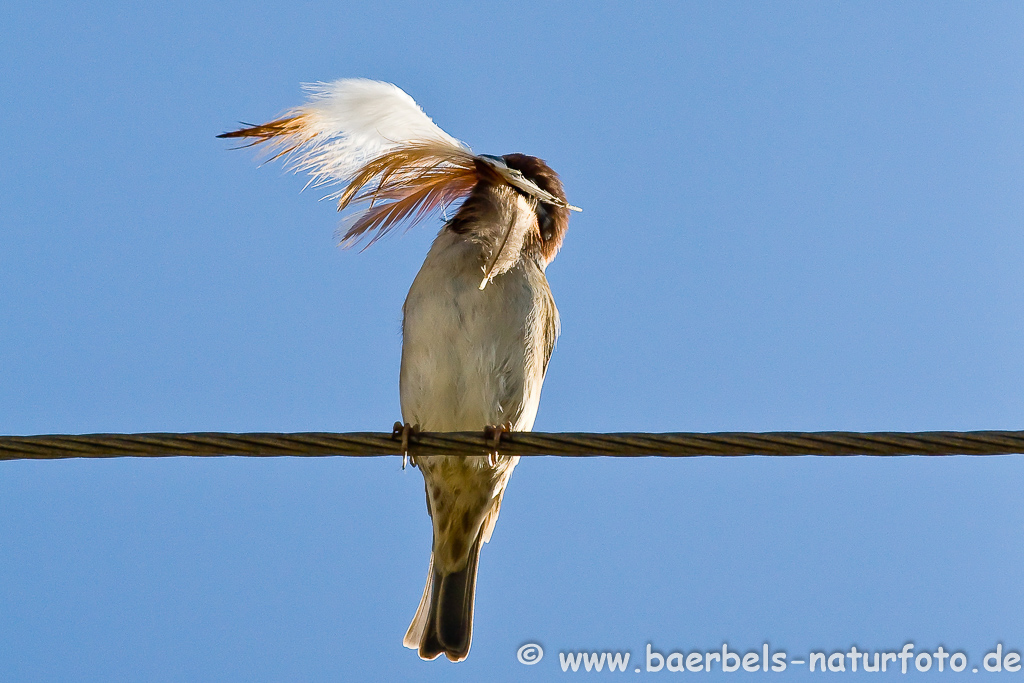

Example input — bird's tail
[404,536,483,662]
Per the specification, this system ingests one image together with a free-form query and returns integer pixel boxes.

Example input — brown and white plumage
[219,78,577,662]
[218,78,576,251]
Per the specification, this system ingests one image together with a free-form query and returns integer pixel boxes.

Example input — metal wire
[2,430,1023,461]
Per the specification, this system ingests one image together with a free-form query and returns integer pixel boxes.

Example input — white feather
[285,79,469,190]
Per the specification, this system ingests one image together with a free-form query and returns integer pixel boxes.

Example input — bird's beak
[475,155,582,212]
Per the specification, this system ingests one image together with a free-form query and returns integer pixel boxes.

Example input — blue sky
[2,1,1022,680]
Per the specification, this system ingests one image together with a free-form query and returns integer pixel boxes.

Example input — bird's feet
[483,422,513,466]
[392,422,420,469]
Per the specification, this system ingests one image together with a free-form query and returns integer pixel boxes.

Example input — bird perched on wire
[218,78,579,662]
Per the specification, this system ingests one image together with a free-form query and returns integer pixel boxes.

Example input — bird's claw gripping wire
[483,423,513,466]
[392,422,420,469]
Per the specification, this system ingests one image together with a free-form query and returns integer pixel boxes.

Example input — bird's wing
[540,280,560,376]
[219,79,478,245]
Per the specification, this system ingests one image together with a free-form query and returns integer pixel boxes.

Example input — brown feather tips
[219,112,572,259]
[335,142,479,248]
[501,154,571,263]
[220,115,479,248]
[216,116,313,158]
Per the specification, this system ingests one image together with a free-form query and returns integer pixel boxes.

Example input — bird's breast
[399,230,556,432]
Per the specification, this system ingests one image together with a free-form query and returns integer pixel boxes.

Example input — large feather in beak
[219,79,580,250]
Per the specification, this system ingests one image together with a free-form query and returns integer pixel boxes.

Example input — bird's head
[482,153,572,264]
[440,153,574,286]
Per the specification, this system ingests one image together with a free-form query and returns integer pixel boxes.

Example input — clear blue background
[2,1,1022,680]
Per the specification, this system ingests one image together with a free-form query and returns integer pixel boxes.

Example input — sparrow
[218,78,579,662]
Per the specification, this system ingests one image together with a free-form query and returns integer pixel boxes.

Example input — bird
[218,78,579,662]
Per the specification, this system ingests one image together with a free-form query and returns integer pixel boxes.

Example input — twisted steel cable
[2,430,1024,461]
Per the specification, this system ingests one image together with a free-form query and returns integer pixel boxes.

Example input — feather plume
[219,79,475,245]
[336,142,478,246]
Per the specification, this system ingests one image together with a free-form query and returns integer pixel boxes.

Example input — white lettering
[722,644,740,672]
[984,644,1003,672]
[582,652,606,672]
[645,644,663,672]
[846,646,860,672]
[607,651,630,672]
[898,643,914,673]
[559,652,583,672]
